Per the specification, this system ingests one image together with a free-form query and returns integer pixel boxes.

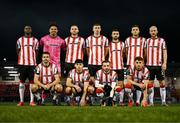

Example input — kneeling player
[65,59,94,106]
[125,56,149,107]
[31,52,63,105]
[95,60,118,106]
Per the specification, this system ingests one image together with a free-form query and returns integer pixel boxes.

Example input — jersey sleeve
[83,71,90,81]
[105,37,109,47]
[39,37,44,47]
[143,68,150,80]
[65,37,68,45]
[162,39,167,50]
[35,38,39,50]
[82,38,86,49]
[122,42,125,52]
[34,66,40,75]
[53,66,58,75]
[143,38,147,48]
[126,66,133,76]
[125,38,129,48]
[112,72,118,83]
[95,71,100,81]
[61,39,66,49]
[16,38,21,49]
[86,37,90,48]
[67,70,73,79]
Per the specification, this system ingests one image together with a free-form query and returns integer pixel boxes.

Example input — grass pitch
[0,103,180,122]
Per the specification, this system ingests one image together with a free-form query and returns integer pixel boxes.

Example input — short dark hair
[93,23,101,27]
[49,22,58,29]
[112,28,119,32]
[75,59,83,64]
[42,52,50,56]
[71,24,78,28]
[134,56,144,62]
[131,24,140,29]
[24,25,32,28]
[102,60,110,64]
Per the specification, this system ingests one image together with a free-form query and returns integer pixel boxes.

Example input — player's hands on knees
[74,85,82,93]
[46,84,51,90]
[42,84,50,90]
[42,85,47,90]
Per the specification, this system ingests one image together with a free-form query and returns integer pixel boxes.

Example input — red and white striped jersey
[35,63,58,84]
[65,36,85,63]
[86,35,109,65]
[95,69,118,85]
[109,41,125,70]
[68,69,90,85]
[146,37,167,66]
[17,36,39,66]
[125,37,146,66]
[127,66,150,83]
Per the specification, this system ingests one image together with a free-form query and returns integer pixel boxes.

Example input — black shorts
[88,65,102,76]
[114,69,124,81]
[146,66,165,81]
[18,65,35,82]
[133,85,142,91]
[64,63,75,76]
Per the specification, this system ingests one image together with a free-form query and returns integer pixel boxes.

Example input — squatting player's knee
[31,84,39,93]
[55,84,63,93]
[87,86,95,94]
[65,87,72,95]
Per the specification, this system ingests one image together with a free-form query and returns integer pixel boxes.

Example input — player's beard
[72,33,78,37]
[50,33,57,38]
[103,69,110,74]
[25,33,31,37]
[43,60,49,67]
[77,69,83,74]
[113,37,118,41]
[136,66,142,71]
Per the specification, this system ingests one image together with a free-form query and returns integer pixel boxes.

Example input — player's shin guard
[119,89,124,103]
[125,88,133,100]
[19,82,25,102]
[53,91,58,100]
[114,87,124,103]
[136,90,142,104]
[148,83,154,105]
[52,91,59,105]
[160,84,166,103]
[75,96,81,103]
[41,92,46,104]
[34,92,41,100]
[29,83,34,103]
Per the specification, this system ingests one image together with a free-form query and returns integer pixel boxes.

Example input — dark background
[0,0,179,64]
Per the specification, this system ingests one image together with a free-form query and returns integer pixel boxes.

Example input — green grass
[0,103,180,122]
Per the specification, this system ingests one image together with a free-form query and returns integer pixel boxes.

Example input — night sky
[0,0,180,63]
